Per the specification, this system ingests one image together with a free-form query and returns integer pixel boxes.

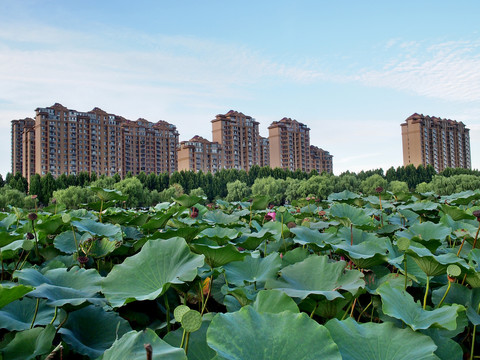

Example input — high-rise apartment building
[11,118,35,175]
[309,145,333,174]
[13,103,178,178]
[401,113,471,172]
[268,118,310,171]
[211,110,260,171]
[177,136,223,173]
[259,136,270,167]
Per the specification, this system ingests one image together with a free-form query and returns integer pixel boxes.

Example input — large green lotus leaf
[251,195,270,210]
[440,204,476,221]
[290,227,336,249]
[102,329,187,360]
[440,214,478,237]
[141,208,177,231]
[327,190,360,202]
[377,282,466,331]
[364,266,410,294]
[235,229,273,250]
[0,284,33,309]
[90,187,127,202]
[14,266,103,307]
[71,219,122,238]
[174,194,203,208]
[164,318,216,360]
[102,237,205,308]
[0,214,17,230]
[1,239,35,259]
[281,247,310,266]
[207,306,341,360]
[190,242,246,268]
[406,247,468,277]
[59,305,132,358]
[200,227,240,241]
[405,221,451,242]
[0,298,58,330]
[87,237,119,258]
[0,324,55,360]
[265,256,364,301]
[53,230,82,254]
[252,289,299,314]
[325,318,439,360]
[35,214,64,234]
[431,283,480,325]
[203,210,240,225]
[398,201,439,213]
[421,328,463,360]
[0,231,23,248]
[223,253,281,287]
[329,203,373,227]
[441,190,480,205]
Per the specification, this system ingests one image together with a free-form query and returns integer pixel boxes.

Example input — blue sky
[1,0,479,176]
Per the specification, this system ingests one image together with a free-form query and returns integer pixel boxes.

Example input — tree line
[0,164,479,209]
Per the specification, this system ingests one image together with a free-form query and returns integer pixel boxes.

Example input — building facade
[13,103,178,179]
[177,136,223,173]
[401,113,471,172]
[308,145,333,174]
[268,118,310,171]
[259,136,270,168]
[211,110,260,171]
[11,118,35,175]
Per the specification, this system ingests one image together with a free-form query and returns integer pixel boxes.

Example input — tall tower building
[13,103,178,178]
[177,136,223,173]
[211,110,260,171]
[259,136,270,168]
[401,113,471,172]
[309,145,333,174]
[11,118,35,175]
[268,118,310,171]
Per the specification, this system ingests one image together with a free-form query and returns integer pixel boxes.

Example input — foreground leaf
[207,306,341,360]
[0,284,33,309]
[102,237,204,308]
[325,318,439,360]
[0,324,55,360]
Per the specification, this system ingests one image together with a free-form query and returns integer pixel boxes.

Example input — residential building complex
[268,118,311,172]
[211,110,260,171]
[12,103,178,179]
[309,146,333,174]
[401,113,471,172]
[11,118,34,176]
[12,105,333,178]
[178,136,223,173]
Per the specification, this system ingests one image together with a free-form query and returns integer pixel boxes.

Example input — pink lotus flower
[266,212,276,221]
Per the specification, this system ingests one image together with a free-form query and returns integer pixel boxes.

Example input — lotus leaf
[265,255,364,300]
[0,324,55,360]
[329,203,373,228]
[223,253,281,287]
[203,210,240,225]
[206,306,341,360]
[90,187,127,202]
[102,237,204,307]
[0,284,33,309]
[252,289,299,314]
[406,246,468,277]
[59,305,132,358]
[290,226,336,249]
[377,282,466,331]
[325,318,439,360]
[72,219,122,238]
[102,329,187,360]
[174,194,203,207]
[0,298,59,330]
[53,230,82,254]
[190,242,246,268]
[14,266,103,307]
[327,190,360,202]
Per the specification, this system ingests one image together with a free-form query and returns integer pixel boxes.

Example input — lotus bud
[28,213,37,221]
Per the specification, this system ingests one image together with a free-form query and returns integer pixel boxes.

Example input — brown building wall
[177,136,222,173]
[11,118,35,175]
[308,145,333,174]
[401,113,471,172]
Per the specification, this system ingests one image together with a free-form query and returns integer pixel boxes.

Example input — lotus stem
[164,294,171,333]
[423,276,430,310]
[471,302,480,360]
[50,306,58,325]
[473,223,480,250]
[144,343,152,360]
[44,343,63,360]
[342,297,356,320]
[30,298,40,329]
[437,281,452,308]
[184,332,191,355]
[350,298,358,317]
[180,329,186,348]
[99,200,104,223]
[32,222,39,258]
[310,302,319,318]
[457,236,467,257]
[357,299,372,322]
[404,256,408,291]
[350,224,353,246]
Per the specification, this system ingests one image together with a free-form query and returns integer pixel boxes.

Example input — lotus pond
[1,188,480,359]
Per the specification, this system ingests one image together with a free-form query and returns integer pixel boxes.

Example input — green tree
[359,174,387,195]
[52,186,96,209]
[251,176,287,204]
[39,173,56,204]
[29,174,42,197]
[114,177,149,208]
[388,180,409,193]
[226,180,251,202]
[158,183,184,202]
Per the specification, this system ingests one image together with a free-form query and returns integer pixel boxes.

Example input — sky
[1,0,479,176]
